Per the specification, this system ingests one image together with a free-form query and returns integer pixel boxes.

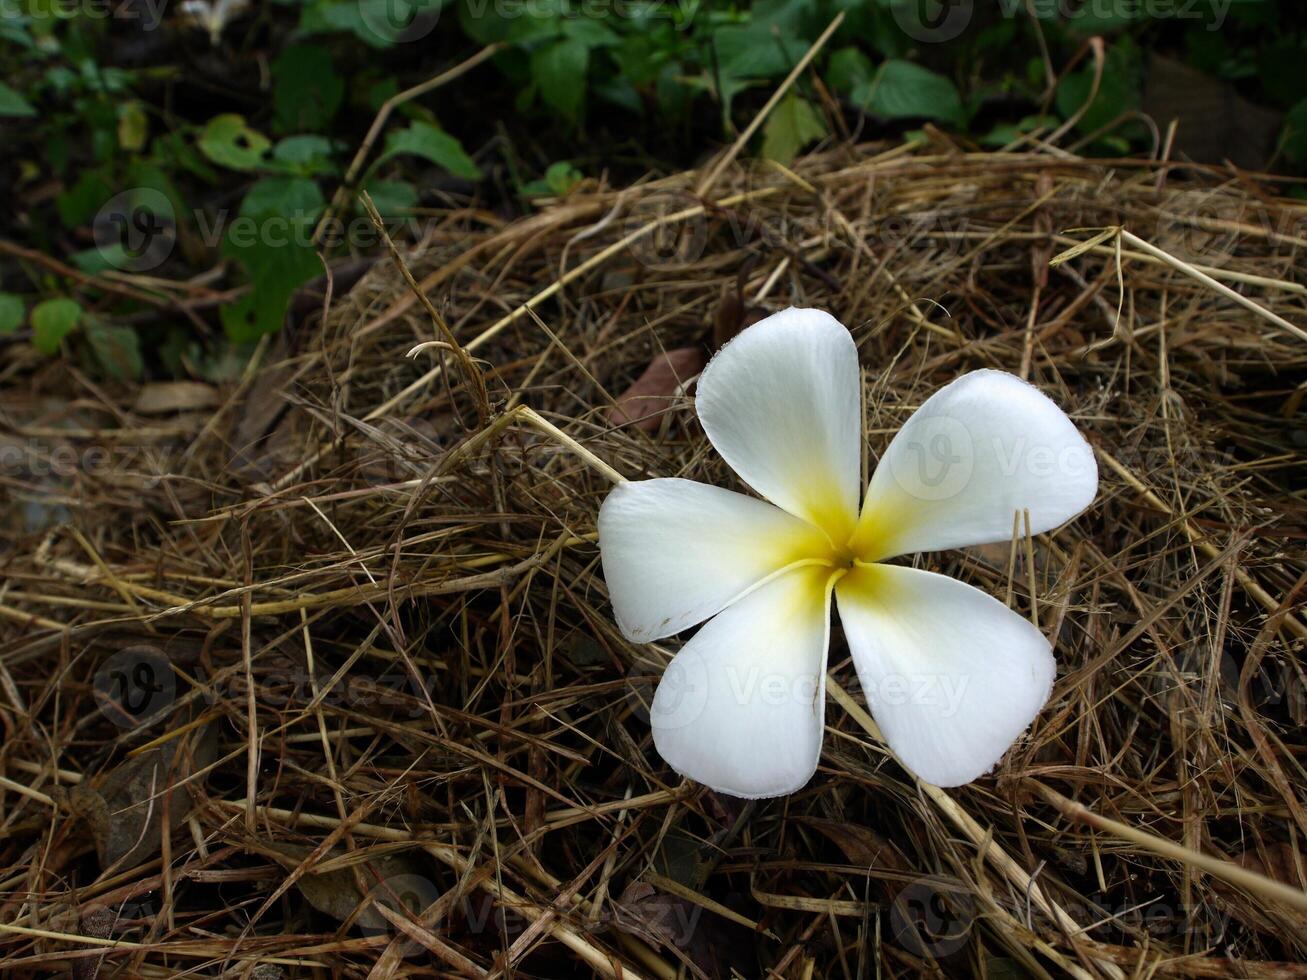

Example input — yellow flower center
[828,542,857,570]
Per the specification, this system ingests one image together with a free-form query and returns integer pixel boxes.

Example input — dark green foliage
[1,0,1302,375]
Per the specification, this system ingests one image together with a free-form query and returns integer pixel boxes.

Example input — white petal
[696,307,861,541]
[598,478,830,642]
[651,565,834,798]
[835,563,1054,787]
[852,370,1097,560]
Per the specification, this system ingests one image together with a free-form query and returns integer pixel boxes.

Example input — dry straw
[2,135,1307,978]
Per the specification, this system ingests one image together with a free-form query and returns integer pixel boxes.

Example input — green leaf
[1280,100,1307,168]
[711,20,810,119]
[273,45,344,134]
[85,320,144,380]
[71,245,128,275]
[152,130,220,184]
[31,298,82,354]
[220,177,325,342]
[544,161,583,196]
[355,0,444,46]
[855,60,964,125]
[1054,42,1140,137]
[0,20,34,49]
[378,121,481,179]
[273,135,340,176]
[826,47,874,96]
[713,21,808,81]
[459,0,561,44]
[656,61,692,119]
[117,100,149,152]
[0,82,35,117]
[519,161,584,199]
[362,179,418,217]
[0,293,24,334]
[198,114,271,172]
[56,169,114,227]
[1061,0,1141,33]
[297,0,361,36]
[561,17,620,47]
[298,0,439,47]
[980,114,1057,148]
[594,76,643,114]
[531,37,590,122]
[761,92,826,166]
[612,33,663,87]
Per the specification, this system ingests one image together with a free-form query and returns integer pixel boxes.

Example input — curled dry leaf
[611,880,726,977]
[712,275,767,349]
[795,816,910,872]
[606,346,706,433]
[266,843,431,928]
[1230,842,1305,890]
[62,722,218,871]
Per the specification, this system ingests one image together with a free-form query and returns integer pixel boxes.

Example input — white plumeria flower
[598,308,1098,797]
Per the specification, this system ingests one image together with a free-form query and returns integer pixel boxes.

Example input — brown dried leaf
[796,816,909,871]
[262,841,436,950]
[1230,842,1305,889]
[612,881,718,975]
[606,347,705,433]
[712,279,768,349]
[132,381,220,415]
[65,722,218,872]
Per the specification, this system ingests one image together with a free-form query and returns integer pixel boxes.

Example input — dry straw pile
[2,140,1307,978]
